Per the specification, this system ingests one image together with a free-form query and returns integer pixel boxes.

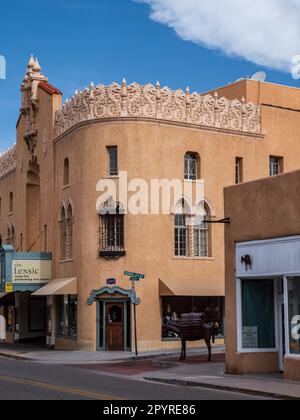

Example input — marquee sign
[12,260,51,284]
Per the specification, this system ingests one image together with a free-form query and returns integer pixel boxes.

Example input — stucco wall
[224,170,300,376]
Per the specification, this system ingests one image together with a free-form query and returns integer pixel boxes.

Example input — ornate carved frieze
[0,145,17,178]
[55,81,261,137]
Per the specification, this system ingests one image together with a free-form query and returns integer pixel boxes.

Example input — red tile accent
[39,82,62,95]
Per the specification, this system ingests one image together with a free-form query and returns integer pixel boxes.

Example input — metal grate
[99,214,125,256]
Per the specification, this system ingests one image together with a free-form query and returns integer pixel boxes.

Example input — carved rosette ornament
[54,80,262,137]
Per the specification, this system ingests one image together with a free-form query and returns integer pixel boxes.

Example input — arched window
[194,202,211,258]
[174,198,189,257]
[66,204,73,260]
[59,206,66,260]
[59,202,73,261]
[7,224,15,247]
[11,225,15,247]
[98,199,125,258]
[63,158,70,187]
[9,192,13,214]
[184,152,200,181]
[173,198,213,258]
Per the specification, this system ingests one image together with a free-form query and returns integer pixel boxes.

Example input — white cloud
[138,0,300,73]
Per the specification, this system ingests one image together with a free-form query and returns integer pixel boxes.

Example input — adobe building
[0,55,300,353]
[224,171,300,381]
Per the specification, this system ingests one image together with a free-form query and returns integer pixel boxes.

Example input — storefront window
[57,295,77,339]
[288,277,300,355]
[161,296,224,339]
[241,279,275,349]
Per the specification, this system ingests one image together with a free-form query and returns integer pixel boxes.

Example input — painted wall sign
[107,278,117,285]
[12,260,51,284]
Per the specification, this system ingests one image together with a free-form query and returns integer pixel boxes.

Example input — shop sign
[12,260,51,284]
[242,326,258,349]
[5,283,13,293]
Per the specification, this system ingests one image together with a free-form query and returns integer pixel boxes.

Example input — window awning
[32,278,77,296]
[159,279,223,297]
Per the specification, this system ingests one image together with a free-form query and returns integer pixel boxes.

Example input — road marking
[0,375,122,400]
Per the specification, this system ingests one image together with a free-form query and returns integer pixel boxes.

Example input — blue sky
[0,0,300,149]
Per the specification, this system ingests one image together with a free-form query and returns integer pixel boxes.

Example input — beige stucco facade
[1,57,300,353]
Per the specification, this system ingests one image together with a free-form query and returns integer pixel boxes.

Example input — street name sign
[124,271,145,279]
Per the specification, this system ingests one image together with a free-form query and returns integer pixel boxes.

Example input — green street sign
[124,271,145,279]
[130,277,140,282]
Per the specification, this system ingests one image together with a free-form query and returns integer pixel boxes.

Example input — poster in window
[242,326,258,349]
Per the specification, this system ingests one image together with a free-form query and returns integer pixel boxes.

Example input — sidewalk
[0,343,225,365]
[143,359,300,400]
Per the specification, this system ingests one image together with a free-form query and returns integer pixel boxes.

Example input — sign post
[131,279,138,357]
[124,271,145,357]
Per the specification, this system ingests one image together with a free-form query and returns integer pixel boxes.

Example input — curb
[152,360,180,369]
[144,377,300,400]
[0,352,29,361]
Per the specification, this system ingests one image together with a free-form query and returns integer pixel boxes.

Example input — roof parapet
[55,80,261,137]
[0,145,17,179]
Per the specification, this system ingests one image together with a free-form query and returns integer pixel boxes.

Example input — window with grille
[184,153,200,181]
[99,204,125,258]
[269,156,283,177]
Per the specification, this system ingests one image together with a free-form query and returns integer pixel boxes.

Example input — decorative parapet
[0,145,17,179]
[55,81,261,137]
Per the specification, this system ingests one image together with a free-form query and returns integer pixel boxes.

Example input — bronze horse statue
[166,313,220,361]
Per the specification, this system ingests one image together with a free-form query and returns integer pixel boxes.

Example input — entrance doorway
[97,299,131,352]
[106,302,124,351]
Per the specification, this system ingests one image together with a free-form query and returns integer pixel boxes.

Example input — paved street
[0,356,268,400]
